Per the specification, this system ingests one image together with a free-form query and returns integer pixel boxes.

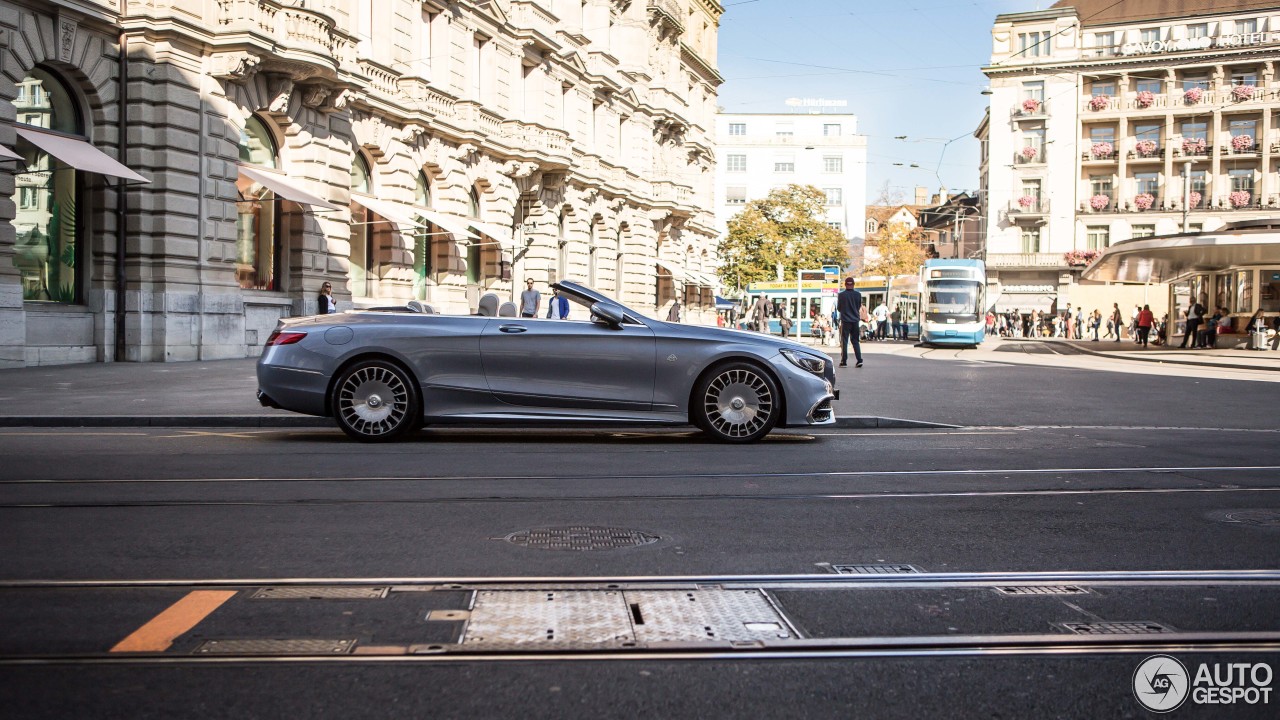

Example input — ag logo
[1134,654,1189,712]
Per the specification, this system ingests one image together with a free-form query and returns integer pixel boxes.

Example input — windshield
[925,280,981,322]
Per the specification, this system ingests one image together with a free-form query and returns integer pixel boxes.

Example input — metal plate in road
[628,589,794,643]
[463,590,633,646]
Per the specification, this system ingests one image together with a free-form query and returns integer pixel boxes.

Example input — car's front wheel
[332,359,420,442]
[693,362,779,443]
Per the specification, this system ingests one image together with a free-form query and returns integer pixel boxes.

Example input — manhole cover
[1223,510,1280,526]
[499,526,660,551]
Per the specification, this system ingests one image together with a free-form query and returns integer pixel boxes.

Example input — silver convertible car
[256,281,837,443]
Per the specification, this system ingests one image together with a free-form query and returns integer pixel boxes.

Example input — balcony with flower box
[1223,134,1261,157]
[1011,99,1048,121]
[1081,193,1116,213]
[1082,94,1119,113]
[1082,141,1117,164]
[1127,140,1164,163]
[1014,147,1046,165]
[1218,191,1263,210]
[1127,90,1167,111]
[1175,137,1210,159]
[1128,193,1160,212]
[1005,196,1049,222]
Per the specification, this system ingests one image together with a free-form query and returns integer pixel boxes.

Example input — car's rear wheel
[694,362,779,443]
[332,359,420,442]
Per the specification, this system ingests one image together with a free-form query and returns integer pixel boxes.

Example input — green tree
[863,221,926,278]
[719,184,850,289]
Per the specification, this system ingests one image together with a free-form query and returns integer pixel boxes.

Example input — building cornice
[984,46,1280,76]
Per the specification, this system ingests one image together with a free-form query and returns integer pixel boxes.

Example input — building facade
[981,0,1280,317]
[713,111,867,287]
[1,0,723,367]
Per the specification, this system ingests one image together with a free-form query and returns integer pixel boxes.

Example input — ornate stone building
[0,0,722,366]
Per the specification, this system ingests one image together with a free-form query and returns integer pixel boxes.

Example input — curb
[0,415,959,430]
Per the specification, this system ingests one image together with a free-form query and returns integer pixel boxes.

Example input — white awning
[14,126,148,183]
[992,292,1055,313]
[351,195,426,231]
[687,270,721,289]
[469,219,514,246]
[1082,230,1280,284]
[417,209,480,240]
[654,258,687,281]
[238,165,341,211]
[0,144,21,161]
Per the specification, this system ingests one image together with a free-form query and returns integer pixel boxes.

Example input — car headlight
[780,348,826,375]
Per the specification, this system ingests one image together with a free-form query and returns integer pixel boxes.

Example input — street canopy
[1083,220,1280,284]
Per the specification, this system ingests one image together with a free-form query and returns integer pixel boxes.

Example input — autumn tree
[718,184,850,289]
[862,221,926,278]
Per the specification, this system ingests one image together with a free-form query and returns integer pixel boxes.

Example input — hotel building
[981,0,1280,318]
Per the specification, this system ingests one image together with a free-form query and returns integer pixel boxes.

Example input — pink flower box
[1021,98,1042,113]
[1090,141,1114,158]
[1184,87,1204,104]
[1089,194,1110,210]
[1230,190,1252,208]
[1017,195,1036,208]
[1063,249,1100,266]
[1135,140,1158,157]
[1189,191,1202,208]
[1088,95,1111,111]
[1231,134,1255,152]
[1231,85,1255,101]
[1020,146,1039,160]
[1134,193,1155,210]
[1135,90,1155,108]
[1182,137,1207,154]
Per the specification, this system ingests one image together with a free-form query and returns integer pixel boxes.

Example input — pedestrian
[666,300,681,323]
[836,277,864,368]
[870,299,890,338]
[1136,303,1154,348]
[1091,309,1101,341]
[1064,303,1073,339]
[316,281,336,314]
[519,278,541,318]
[1075,307,1085,339]
[1110,303,1123,342]
[1204,306,1223,348]
[895,305,906,340]
[753,296,770,333]
[1130,304,1141,344]
[778,303,792,337]
[1179,296,1205,348]
[546,287,571,319]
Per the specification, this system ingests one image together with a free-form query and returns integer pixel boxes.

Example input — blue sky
[717,0,1034,203]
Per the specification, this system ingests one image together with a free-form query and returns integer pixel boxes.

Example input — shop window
[1260,270,1280,312]
[235,115,281,291]
[1237,270,1255,311]
[413,172,434,297]
[12,67,83,303]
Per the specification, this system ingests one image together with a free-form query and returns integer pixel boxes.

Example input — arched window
[235,115,281,290]
[413,172,433,299]
[349,153,374,297]
[466,185,483,284]
[12,68,83,302]
[587,215,599,287]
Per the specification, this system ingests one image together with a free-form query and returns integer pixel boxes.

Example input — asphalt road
[1,351,1278,718]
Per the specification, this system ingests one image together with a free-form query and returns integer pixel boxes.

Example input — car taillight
[265,330,307,346]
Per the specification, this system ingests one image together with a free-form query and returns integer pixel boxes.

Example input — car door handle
[498,325,527,333]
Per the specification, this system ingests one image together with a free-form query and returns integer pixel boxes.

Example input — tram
[741,279,840,336]
[852,275,921,339]
[918,258,987,347]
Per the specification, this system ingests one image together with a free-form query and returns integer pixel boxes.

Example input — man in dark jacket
[836,277,863,367]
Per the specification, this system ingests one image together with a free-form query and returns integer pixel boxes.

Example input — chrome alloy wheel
[334,361,417,440]
[701,366,776,441]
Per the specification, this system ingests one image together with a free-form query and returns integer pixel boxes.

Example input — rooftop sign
[1121,32,1274,56]
[784,98,848,107]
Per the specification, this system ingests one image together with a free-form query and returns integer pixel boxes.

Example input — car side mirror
[590,302,625,328]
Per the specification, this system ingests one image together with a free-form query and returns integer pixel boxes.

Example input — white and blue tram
[918,259,986,347]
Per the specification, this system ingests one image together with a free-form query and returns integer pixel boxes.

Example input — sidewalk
[1001,335,1280,373]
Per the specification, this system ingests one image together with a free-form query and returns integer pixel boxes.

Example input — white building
[981,0,1280,318]
[714,111,867,281]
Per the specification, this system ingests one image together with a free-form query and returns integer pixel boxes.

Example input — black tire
[331,359,421,442]
[693,362,780,443]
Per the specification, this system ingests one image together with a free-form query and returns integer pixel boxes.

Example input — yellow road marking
[110,590,236,653]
